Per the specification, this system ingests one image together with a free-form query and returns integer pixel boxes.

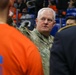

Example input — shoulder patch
[58,24,76,32]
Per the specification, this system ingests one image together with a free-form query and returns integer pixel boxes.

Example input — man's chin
[42,29,50,32]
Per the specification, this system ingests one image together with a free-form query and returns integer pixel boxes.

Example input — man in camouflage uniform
[19,8,56,75]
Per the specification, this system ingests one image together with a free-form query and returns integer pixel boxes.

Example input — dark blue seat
[50,23,60,36]
[66,8,76,16]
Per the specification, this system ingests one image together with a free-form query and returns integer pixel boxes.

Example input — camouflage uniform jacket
[19,27,54,75]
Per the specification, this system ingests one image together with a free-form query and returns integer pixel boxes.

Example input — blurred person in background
[66,16,76,25]
[35,0,44,17]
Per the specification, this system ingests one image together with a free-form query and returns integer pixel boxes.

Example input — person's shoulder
[58,24,76,32]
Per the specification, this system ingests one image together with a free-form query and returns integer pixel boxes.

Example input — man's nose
[44,19,48,23]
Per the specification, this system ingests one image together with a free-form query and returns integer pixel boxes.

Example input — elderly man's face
[36,10,55,34]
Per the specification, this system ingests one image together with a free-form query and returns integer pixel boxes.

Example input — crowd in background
[9,0,76,35]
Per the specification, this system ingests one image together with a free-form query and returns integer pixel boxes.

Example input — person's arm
[50,32,70,75]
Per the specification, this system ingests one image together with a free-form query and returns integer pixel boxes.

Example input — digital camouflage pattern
[19,26,54,75]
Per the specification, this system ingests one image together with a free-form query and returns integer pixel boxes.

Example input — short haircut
[37,8,56,20]
[0,0,9,10]
[66,16,76,22]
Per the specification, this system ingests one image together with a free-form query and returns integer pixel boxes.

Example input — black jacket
[50,25,76,75]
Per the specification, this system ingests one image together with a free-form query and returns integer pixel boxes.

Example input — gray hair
[37,8,56,20]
